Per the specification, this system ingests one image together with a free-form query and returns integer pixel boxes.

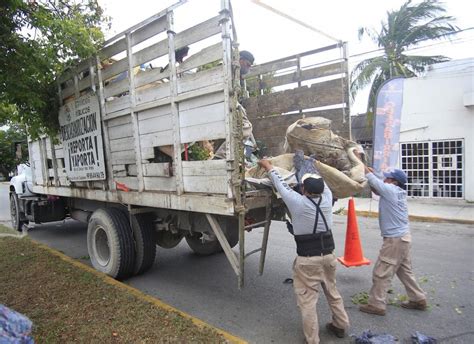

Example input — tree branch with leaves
[0,0,109,139]
[0,125,28,178]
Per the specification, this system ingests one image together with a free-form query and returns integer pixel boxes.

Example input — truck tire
[185,215,238,256]
[156,231,183,249]
[87,208,135,280]
[185,232,222,256]
[130,214,156,275]
[223,217,239,249]
[10,193,26,232]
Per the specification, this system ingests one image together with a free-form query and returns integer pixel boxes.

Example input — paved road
[1,183,473,343]
[0,183,11,224]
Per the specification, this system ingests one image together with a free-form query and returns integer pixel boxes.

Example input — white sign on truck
[58,93,106,181]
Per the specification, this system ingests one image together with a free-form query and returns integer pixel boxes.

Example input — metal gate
[401,140,464,199]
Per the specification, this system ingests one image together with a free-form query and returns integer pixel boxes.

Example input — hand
[257,159,273,171]
[364,166,374,174]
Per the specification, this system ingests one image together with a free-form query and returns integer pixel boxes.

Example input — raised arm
[354,152,382,196]
[257,159,303,214]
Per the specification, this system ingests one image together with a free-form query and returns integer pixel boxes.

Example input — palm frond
[350,57,389,101]
[358,26,380,44]
[351,0,457,102]
[401,54,450,73]
[400,17,458,49]
[394,61,414,77]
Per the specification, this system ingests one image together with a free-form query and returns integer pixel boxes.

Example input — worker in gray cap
[239,50,254,76]
[357,162,427,316]
[215,50,256,160]
[258,158,349,344]
[238,50,254,93]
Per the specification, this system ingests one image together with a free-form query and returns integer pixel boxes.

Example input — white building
[399,58,474,202]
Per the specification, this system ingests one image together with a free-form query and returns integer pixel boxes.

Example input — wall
[400,58,474,201]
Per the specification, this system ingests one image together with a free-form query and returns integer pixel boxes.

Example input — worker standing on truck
[239,50,254,77]
[357,161,427,316]
[258,159,349,344]
[215,50,256,160]
[238,50,258,162]
[238,50,254,100]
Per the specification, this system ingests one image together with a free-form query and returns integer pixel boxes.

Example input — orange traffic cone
[338,198,371,267]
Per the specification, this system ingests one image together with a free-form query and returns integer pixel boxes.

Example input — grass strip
[0,233,231,343]
[0,223,17,235]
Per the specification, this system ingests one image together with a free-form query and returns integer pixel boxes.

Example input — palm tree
[350,0,457,117]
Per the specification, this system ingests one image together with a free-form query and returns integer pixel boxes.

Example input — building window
[401,140,464,199]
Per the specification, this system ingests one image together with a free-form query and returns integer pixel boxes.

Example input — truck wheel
[156,231,184,249]
[185,215,238,256]
[185,233,222,256]
[130,214,156,275]
[223,217,239,249]
[87,208,135,280]
[10,193,26,232]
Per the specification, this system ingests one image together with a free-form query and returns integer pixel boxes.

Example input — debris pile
[246,117,368,199]
[352,330,397,344]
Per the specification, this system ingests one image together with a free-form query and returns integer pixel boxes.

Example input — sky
[99,0,474,114]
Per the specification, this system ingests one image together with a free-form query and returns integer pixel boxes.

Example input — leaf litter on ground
[351,291,369,305]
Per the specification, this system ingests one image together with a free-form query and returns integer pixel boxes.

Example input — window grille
[401,140,463,199]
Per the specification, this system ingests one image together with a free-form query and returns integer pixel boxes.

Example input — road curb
[342,210,474,225]
[27,238,247,344]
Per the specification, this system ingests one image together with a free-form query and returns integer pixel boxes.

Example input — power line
[423,61,474,71]
[414,36,474,47]
[349,38,474,65]
[349,27,474,59]
[427,72,474,78]
[403,36,474,52]
[350,35,474,63]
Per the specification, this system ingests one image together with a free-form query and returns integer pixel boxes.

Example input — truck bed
[29,6,243,216]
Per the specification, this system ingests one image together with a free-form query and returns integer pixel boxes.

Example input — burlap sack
[284,117,354,172]
[246,153,365,199]
[247,116,368,198]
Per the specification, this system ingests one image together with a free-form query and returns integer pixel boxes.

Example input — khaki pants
[293,253,349,344]
[368,233,426,309]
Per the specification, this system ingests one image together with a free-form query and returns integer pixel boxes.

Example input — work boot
[326,322,345,338]
[401,299,427,310]
[359,304,386,316]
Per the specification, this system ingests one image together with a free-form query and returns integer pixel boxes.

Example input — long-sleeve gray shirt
[268,168,332,234]
[367,172,409,237]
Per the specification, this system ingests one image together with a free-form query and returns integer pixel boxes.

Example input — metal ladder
[205,189,273,289]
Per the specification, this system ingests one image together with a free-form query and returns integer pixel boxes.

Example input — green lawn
[0,235,233,343]
[0,223,16,235]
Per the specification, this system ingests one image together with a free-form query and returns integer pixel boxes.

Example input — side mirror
[15,142,23,159]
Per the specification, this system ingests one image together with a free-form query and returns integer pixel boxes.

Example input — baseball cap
[239,50,255,65]
[302,173,325,194]
[383,169,408,186]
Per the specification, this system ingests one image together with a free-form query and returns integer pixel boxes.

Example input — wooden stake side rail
[242,43,351,156]
[31,3,240,206]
